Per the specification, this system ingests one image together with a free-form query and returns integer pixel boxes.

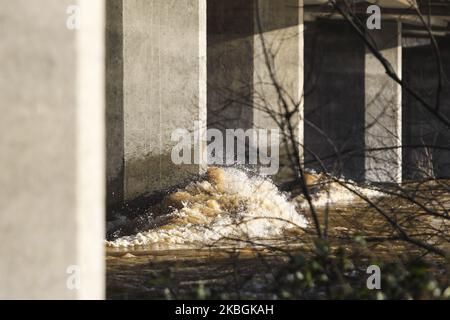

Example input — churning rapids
[106,167,384,249]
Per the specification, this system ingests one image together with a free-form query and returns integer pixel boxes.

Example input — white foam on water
[107,168,385,248]
[107,167,308,248]
[298,180,385,209]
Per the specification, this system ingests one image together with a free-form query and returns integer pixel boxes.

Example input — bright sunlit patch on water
[106,167,385,249]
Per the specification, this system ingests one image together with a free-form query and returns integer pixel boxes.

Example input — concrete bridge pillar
[305,19,403,183]
[365,21,403,183]
[207,0,304,172]
[253,0,305,170]
[106,0,207,205]
[0,0,105,299]
[305,20,365,180]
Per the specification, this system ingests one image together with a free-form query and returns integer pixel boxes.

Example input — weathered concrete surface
[253,0,304,168]
[207,0,254,133]
[207,0,304,172]
[403,37,450,179]
[106,0,125,206]
[365,22,402,183]
[107,0,207,203]
[0,0,105,299]
[304,19,365,180]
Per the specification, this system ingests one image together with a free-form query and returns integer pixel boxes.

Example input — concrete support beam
[107,0,207,203]
[365,21,402,183]
[253,0,305,166]
[207,0,304,173]
[0,0,105,299]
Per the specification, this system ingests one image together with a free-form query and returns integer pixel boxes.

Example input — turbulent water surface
[106,167,450,299]
[106,167,384,249]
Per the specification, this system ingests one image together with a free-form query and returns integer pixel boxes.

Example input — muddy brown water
[107,180,450,299]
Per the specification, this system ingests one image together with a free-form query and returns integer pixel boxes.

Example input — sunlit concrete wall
[0,0,105,299]
[106,0,207,205]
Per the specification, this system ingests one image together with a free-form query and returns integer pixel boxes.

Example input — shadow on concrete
[304,19,365,181]
[403,37,450,179]
[106,0,124,211]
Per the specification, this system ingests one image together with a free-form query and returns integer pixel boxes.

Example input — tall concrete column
[207,0,254,134]
[253,0,304,167]
[0,0,105,299]
[107,0,207,203]
[207,0,304,174]
[304,20,365,181]
[365,21,402,183]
